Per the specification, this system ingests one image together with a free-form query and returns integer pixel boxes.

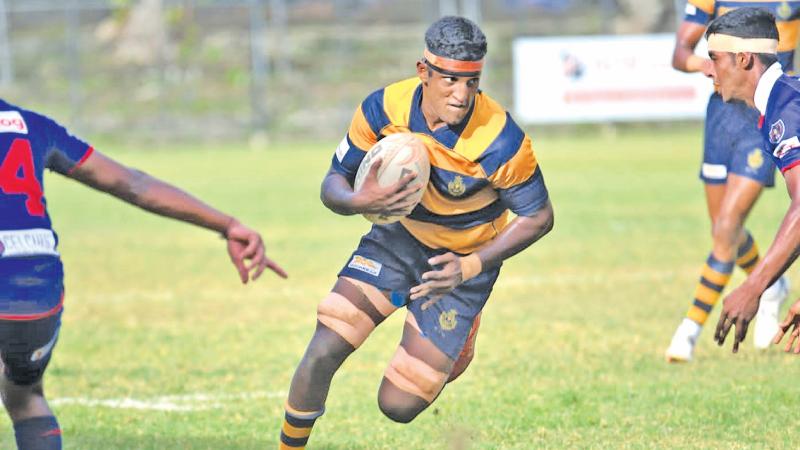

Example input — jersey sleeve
[331,89,387,185]
[488,134,550,217]
[770,111,800,174]
[39,114,93,175]
[684,0,715,25]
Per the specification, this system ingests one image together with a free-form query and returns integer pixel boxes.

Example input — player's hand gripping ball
[354,133,431,224]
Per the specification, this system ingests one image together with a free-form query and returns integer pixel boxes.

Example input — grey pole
[249,0,269,129]
[65,0,82,126]
[439,0,458,17]
[462,0,482,23]
[0,0,12,86]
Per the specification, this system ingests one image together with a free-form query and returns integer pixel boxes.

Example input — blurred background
[0,0,688,143]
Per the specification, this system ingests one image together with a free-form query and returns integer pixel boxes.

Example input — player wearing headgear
[277,16,553,450]
[664,0,799,362]
[0,102,287,450]
[705,7,800,353]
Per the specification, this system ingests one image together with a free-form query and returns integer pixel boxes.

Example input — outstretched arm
[67,150,287,283]
[715,168,800,351]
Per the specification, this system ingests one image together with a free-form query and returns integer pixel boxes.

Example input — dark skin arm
[410,201,554,303]
[68,150,287,283]
[673,20,714,77]
[715,167,800,352]
[320,158,421,216]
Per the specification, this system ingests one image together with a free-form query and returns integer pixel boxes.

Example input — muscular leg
[667,176,764,362]
[1,360,62,450]
[280,277,396,449]
[687,175,762,324]
[378,313,453,423]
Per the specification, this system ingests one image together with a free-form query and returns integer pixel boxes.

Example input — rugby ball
[353,133,430,224]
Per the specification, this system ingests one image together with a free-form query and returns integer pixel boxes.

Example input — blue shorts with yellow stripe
[338,222,500,360]
[700,93,775,187]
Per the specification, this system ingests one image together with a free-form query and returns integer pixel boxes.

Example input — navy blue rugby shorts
[701,92,775,187]
[338,222,500,360]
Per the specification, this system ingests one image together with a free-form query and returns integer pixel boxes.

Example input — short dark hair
[424,16,487,61]
[706,8,779,66]
[705,7,779,41]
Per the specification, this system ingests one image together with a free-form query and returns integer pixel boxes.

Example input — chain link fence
[0,0,678,142]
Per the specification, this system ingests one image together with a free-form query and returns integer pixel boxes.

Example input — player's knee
[0,378,44,415]
[712,217,740,248]
[377,395,425,424]
[316,291,376,349]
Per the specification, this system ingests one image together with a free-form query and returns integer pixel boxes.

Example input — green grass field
[1,125,797,449]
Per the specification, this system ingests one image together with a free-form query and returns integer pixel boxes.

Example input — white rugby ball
[353,133,431,224]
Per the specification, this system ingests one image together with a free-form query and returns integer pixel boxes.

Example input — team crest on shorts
[439,309,458,331]
[770,119,786,144]
[747,148,764,170]
[348,255,382,276]
[447,176,466,196]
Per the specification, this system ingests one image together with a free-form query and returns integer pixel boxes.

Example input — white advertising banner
[513,34,714,123]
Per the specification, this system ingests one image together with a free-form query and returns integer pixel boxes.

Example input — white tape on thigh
[383,346,447,403]
[317,292,375,348]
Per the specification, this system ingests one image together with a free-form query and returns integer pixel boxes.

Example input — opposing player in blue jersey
[277,16,553,450]
[0,103,287,450]
[665,0,797,362]
[706,7,800,353]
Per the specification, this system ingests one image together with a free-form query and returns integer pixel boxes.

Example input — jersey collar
[755,62,784,116]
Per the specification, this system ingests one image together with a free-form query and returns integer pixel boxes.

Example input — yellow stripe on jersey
[420,182,498,216]
[689,0,715,14]
[382,78,420,128]
[421,136,488,178]
[778,20,800,52]
[401,211,510,254]
[488,136,538,189]
[348,104,378,151]
[453,94,508,161]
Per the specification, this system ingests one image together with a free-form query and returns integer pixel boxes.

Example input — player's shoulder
[769,76,800,123]
[0,99,54,135]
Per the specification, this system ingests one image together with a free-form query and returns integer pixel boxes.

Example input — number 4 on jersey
[0,138,45,216]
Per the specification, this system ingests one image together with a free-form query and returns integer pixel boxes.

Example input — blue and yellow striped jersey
[686,0,800,72]
[332,77,549,254]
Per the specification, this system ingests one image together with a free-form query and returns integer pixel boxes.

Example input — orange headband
[423,48,484,73]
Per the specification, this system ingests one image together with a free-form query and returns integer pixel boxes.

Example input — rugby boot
[665,318,701,363]
[753,275,790,349]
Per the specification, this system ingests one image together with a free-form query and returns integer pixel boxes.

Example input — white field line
[50,390,286,412]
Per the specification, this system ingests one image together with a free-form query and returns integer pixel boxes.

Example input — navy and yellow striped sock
[279,403,324,450]
[686,254,734,325]
[736,232,760,275]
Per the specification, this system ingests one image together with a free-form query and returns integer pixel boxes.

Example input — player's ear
[737,52,754,70]
[417,61,429,85]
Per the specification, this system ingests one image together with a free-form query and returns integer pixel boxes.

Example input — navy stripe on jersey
[497,167,549,217]
[362,89,391,136]
[407,199,507,229]
[429,166,490,199]
[476,113,526,176]
[408,84,474,149]
[330,136,367,185]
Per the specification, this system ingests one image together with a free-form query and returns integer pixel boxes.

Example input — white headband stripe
[707,34,778,54]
